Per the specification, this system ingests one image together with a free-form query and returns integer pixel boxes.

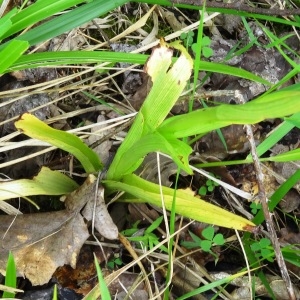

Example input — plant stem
[245,124,296,300]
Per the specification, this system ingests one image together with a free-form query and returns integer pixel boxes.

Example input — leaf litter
[0,174,118,286]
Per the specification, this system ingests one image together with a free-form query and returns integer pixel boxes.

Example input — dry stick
[171,0,300,16]
[245,124,296,300]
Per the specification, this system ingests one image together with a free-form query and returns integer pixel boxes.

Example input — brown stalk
[245,124,296,300]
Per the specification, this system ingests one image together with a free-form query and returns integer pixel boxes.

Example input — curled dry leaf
[0,174,118,285]
[63,174,118,241]
[81,187,118,240]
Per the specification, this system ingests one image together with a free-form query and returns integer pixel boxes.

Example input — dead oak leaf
[0,174,118,286]
[63,174,118,241]
[2,211,88,286]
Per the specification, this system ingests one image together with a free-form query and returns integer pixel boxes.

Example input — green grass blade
[1,0,85,40]
[246,113,300,159]
[52,284,58,300]
[0,8,17,40]
[8,54,269,89]
[193,147,299,168]
[0,167,79,201]
[263,148,300,162]
[198,61,271,85]
[94,253,111,300]
[2,252,17,299]
[15,113,103,173]
[191,3,205,111]
[134,0,300,27]
[177,270,249,300]
[0,40,28,74]
[252,169,300,225]
[8,51,148,72]
[281,246,300,267]
[3,0,128,47]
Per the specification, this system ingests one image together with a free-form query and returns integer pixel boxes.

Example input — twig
[170,0,300,16]
[245,124,296,300]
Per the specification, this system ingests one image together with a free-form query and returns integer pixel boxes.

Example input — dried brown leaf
[0,174,118,285]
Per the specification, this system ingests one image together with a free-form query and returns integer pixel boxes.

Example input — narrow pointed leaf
[104,174,256,232]
[2,252,16,298]
[15,113,102,173]
[158,90,300,138]
[2,0,85,40]
[0,167,78,201]
[0,40,28,74]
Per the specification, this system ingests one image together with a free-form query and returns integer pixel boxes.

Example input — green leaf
[180,32,188,39]
[246,112,300,159]
[0,8,17,40]
[213,233,225,246]
[261,249,273,260]
[52,285,58,300]
[181,241,198,249]
[114,257,123,266]
[189,230,203,245]
[176,269,249,300]
[128,236,148,243]
[199,186,207,196]
[202,36,211,46]
[2,0,85,40]
[138,0,300,28]
[94,253,111,300]
[9,51,148,72]
[200,240,212,252]
[107,42,193,180]
[206,179,212,186]
[104,174,257,232]
[121,228,139,236]
[187,31,194,37]
[0,40,28,74]
[202,226,215,241]
[207,185,214,192]
[15,113,102,173]
[259,238,271,248]
[145,216,163,234]
[265,148,300,162]
[282,246,300,267]
[196,61,271,85]
[0,167,78,201]
[285,115,300,128]
[250,242,261,252]
[115,132,193,176]
[250,202,261,214]
[1,0,128,47]
[3,252,17,299]
[158,90,300,138]
[202,46,213,58]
